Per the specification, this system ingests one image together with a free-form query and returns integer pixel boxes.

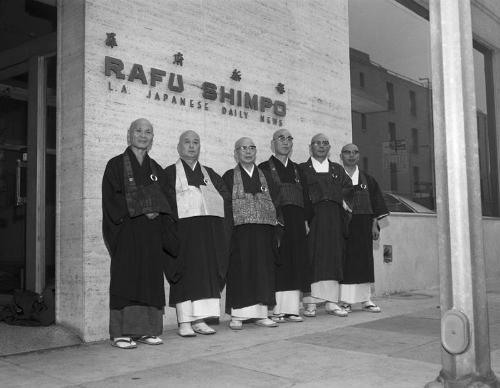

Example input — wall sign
[104,56,286,127]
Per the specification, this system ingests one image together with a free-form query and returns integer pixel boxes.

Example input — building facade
[1,0,500,342]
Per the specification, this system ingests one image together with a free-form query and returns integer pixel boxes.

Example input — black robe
[164,160,230,307]
[102,148,177,310]
[259,156,309,292]
[222,165,279,311]
[343,171,388,284]
[300,158,353,286]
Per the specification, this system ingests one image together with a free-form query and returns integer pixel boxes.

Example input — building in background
[350,48,435,210]
[351,47,499,216]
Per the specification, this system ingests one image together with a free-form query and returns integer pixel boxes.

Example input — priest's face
[129,119,154,150]
[178,131,201,161]
[310,134,330,160]
[340,144,360,168]
[235,137,257,165]
[272,129,293,157]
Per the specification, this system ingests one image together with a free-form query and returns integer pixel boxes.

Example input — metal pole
[427,1,498,386]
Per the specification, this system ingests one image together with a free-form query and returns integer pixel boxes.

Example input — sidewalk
[1,286,499,388]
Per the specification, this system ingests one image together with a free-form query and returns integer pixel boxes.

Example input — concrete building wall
[57,0,351,341]
[56,0,86,337]
[373,215,500,295]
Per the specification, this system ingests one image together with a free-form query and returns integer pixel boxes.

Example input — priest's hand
[145,212,159,220]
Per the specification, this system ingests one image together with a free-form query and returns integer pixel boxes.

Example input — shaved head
[311,133,329,144]
[129,118,153,132]
[341,143,358,153]
[235,137,254,150]
[272,128,289,139]
[178,130,200,144]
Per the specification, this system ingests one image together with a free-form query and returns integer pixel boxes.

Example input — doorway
[0,0,57,301]
[0,56,56,297]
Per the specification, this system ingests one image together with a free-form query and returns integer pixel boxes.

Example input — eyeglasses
[274,135,294,143]
[311,140,330,147]
[236,145,257,151]
[342,150,359,155]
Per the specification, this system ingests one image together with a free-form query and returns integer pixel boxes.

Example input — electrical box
[442,309,470,354]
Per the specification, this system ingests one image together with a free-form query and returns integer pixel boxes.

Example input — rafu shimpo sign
[104,56,286,127]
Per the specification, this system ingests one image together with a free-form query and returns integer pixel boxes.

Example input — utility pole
[427,1,498,386]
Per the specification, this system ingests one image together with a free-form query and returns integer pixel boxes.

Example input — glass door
[0,67,29,293]
[0,54,56,295]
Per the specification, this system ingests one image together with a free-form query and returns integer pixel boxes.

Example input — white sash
[175,159,224,219]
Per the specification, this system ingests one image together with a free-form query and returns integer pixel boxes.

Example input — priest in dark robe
[339,143,389,313]
[102,118,178,349]
[223,137,280,330]
[164,130,230,337]
[300,133,353,318]
[259,129,309,323]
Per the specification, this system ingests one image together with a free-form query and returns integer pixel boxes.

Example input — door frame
[0,34,56,293]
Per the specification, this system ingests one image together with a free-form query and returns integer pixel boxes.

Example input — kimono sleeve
[102,158,129,225]
[368,174,389,219]
[299,162,315,222]
[222,169,235,232]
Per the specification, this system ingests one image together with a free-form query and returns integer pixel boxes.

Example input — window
[474,42,499,216]
[386,82,395,110]
[350,0,434,210]
[409,90,417,116]
[390,162,398,191]
[388,122,396,142]
[411,128,419,153]
[361,113,367,130]
[413,166,420,189]
[359,72,365,88]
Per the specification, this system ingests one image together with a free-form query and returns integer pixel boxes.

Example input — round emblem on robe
[203,178,209,184]
[332,173,338,179]
[261,185,268,192]
[150,174,158,182]
[360,184,367,189]
[295,178,300,183]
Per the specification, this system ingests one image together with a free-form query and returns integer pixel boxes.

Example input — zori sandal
[285,314,303,322]
[191,322,216,335]
[340,303,352,313]
[111,337,137,349]
[136,335,163,345]
[362,303,381,313]
[229,319,243,330]
[271,314,286,323]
